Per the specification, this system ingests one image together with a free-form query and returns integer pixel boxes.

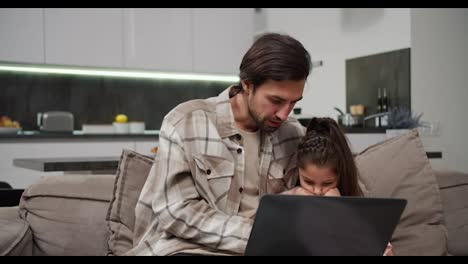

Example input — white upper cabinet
[123,8,192,72]
[44,8,124,68]
[0,8,255,74]
[0,8,45,64]
[192,8,254,75]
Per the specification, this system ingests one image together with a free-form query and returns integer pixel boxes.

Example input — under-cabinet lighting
[0,63,240,83]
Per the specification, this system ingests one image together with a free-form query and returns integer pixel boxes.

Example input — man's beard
[247,101,279,133]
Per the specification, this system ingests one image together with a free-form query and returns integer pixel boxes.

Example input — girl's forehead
[300,164,337,180]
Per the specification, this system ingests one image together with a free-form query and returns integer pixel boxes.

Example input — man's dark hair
[230,33,312,97]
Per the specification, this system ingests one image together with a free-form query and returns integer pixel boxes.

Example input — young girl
[284,117,361,196]
[283,117,393,256]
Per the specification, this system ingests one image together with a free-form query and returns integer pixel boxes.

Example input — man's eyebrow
[269,95,285,102]
[292,96,303,103]
[269,96,303,103]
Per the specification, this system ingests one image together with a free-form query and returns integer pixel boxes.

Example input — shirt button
[239,187,244,193]
[237,148,242,154]
[283,169,286,175]
[206,169,211,175]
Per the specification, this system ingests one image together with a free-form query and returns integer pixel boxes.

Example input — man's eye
[270,99,282,105]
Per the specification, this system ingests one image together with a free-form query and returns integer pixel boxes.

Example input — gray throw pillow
[106,149,154,256]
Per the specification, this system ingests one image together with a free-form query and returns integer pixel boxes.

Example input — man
[129,33,312,256]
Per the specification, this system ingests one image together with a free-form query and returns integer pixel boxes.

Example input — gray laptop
[245,195,407,256]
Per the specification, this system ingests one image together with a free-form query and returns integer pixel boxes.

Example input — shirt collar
[215,86,240,139]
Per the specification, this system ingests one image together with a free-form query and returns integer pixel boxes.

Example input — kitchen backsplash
[0,72,228,130]
[346,48,411,118]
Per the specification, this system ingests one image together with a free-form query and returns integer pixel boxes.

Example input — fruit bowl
[0,127,21,134]
[0,115,21,134]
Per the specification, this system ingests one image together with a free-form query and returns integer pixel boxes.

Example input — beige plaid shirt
[129,86,306,256]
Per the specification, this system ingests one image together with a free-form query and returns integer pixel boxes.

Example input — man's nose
[276,104,292,121]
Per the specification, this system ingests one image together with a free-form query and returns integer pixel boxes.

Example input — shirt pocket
[193,154,235,203]
[267,155,298,193]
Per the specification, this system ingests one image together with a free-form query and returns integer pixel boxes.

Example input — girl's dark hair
[230,33,312,98]
[297,117,363,197]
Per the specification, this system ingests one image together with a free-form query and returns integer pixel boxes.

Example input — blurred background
[0,8,467,188]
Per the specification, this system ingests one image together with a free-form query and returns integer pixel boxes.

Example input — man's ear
[241,80,253,95]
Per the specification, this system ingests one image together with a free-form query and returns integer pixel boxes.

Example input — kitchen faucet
[363,112,389,128]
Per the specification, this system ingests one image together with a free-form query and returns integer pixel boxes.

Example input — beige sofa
[1,131,467,256]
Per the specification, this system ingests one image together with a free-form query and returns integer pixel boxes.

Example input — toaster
[37,111,74,132]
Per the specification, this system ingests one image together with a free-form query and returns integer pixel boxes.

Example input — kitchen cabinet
[123,8,254,74]
[123,8,193,72]
[192,8,254,74]
[0,139,157,189]
[0,8,45,64]
[1,8,254,74]
[44,8,124,68]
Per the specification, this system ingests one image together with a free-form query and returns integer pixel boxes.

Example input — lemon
[115,114,128,123]
[3,119,13,127]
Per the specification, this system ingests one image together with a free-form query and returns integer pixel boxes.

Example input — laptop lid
[245,195,407,256]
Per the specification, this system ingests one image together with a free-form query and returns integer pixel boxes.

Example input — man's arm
[148,119,253,254]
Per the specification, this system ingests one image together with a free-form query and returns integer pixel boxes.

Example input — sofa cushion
[435,170,468,256]
[19,174,115,256]
[0,207,33,256]
[106,149,154,255]
[356,129,448,256]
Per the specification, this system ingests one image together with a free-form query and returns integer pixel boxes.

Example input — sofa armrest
[0,206,33,256]
[435,170,468,256]
[19,174,116,256]
[0,206,20,221]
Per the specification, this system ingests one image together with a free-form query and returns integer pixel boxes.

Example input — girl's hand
[281,187,314,196]
[324,188,341,197]
[283,187,341,196]
[383,242,394,256]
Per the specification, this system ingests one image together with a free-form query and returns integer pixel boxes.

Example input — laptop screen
[245,195,406,256]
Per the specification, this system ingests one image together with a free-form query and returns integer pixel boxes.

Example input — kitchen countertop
[12,151,441,174]
[0,130,159,141]
[297,118,386,134]
[13,156,122,172]
[341,127,387,134]
[14,154,156,173]
[0,128,443,160]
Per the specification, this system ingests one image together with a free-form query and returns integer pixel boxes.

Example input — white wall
[264,8,411,118]
[411,9,468,172]
[263,8,468,172]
